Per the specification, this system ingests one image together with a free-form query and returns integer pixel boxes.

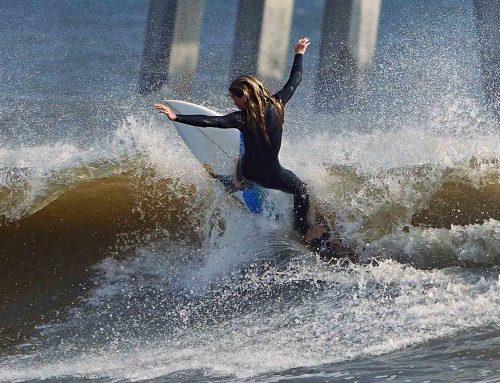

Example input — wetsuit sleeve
[274,53,303,104]
[175,111,245,129]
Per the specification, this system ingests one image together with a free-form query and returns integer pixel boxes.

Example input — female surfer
[154,37,325,242]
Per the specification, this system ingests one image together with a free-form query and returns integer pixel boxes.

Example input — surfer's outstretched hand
[154,103,177,121]
[294,37,310,55]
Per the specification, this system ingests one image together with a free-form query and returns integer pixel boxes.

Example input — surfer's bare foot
[202,163,215,176]
[305,223,328,243]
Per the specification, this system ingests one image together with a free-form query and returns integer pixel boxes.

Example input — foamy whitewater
[0,1,499,382]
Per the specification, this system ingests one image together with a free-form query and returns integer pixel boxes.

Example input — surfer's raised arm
[154,103,245,129]
[274,37,310,105]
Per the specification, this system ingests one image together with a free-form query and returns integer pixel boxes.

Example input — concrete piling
[139,0,204,95]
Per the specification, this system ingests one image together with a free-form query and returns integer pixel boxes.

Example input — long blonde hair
[229,75,284,145]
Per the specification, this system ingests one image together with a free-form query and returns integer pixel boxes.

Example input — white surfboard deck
[165,99,269,214]
[165,100,239,176]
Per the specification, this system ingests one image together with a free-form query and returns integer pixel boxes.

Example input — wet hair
[229,75,284,145]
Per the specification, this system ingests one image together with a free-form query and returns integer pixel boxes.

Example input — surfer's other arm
[155,103,245,129]
[274,37,309,104]
[175,112,245,129]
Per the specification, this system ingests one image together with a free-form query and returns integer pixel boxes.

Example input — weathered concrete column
[315,0,381,111]
[473,0,500,120]
[229,0,294,84]
[139,0,205,95]
[349,0,382,93]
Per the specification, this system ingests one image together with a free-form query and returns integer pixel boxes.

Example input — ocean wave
[1,121,498,347]
[0,147,497,270]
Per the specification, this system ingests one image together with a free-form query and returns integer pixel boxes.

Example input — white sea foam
[365,219,500,267]
[1,258,498,381]
[281,127,500,175]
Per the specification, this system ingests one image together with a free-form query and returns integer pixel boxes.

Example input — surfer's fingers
[154,104,170,113]
[299,39,310,47]
[294,37,310,53]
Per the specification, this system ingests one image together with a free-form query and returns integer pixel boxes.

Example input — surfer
[154,37,326,242]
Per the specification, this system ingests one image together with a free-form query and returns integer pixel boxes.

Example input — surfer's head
[228,88,246,111]
[228,75,272,110]
[228,75,284,145]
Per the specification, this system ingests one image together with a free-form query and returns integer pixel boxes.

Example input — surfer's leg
[246,165,311,235]
[273,169,327,241]
[234,158,244,189]
[290,175,310,236]
[203,163,253,192]
[275,169,310,236]
[236,158,244,183]
[212,174,253,193]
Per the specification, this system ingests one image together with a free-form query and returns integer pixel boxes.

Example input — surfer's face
[230,93,246,110]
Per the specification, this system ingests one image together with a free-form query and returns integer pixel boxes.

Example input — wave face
[1,120,498,290]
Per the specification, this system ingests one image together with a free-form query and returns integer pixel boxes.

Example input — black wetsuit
[176,54,309,235]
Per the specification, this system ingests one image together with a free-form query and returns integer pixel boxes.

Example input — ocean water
[0,1,499,382]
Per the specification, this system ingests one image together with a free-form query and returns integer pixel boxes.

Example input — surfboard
[164,100,270,214]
